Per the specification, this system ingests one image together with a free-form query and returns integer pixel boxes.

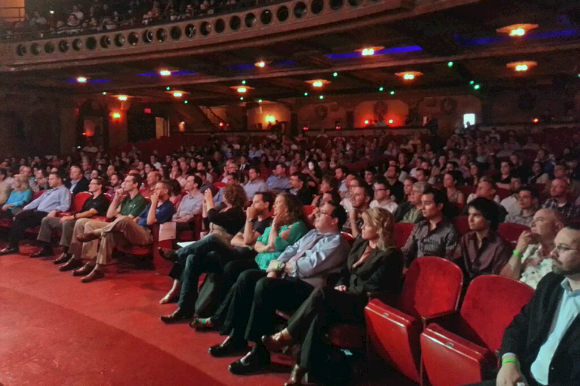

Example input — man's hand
[150,192,159,205]
[60,215,74,223]
[115,188,124,200]
[496,363,527,386]
[1,204,9,211]
[246,205,258,220]
[266,260,281,272]
[335,285,347,292]
[46,210,58,218]
[267,271,280,278]
[515,230,536,254]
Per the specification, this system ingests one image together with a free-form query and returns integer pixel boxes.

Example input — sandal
[189,317,214,331]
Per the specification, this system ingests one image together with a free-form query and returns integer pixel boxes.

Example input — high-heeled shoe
[284,364,307,386]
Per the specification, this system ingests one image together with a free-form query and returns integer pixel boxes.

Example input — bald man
[501,209,566,289]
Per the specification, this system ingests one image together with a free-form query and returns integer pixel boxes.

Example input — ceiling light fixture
[497,23,539,37]
[396,71,423,81]
[159,69,172,76]
[173,91,183,98]
[357,46,384,56]
[117,95,128,101]
[230,85,254,93]
[255,61,268,68]
[77,76,87,83]
[507,61,537,72]
[305,79,331,88]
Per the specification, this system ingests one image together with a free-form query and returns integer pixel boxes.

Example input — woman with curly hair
[261,207,403,385]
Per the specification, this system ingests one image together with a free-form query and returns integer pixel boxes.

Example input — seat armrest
[58,211,73,217]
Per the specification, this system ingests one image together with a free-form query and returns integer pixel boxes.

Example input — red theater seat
[453,216,470,236]
[303,205,315,217]
[58,192,91,217]
[365,256,463,383]
[498,223,529,246]
[394,222,414,249]
[420,275,534,386]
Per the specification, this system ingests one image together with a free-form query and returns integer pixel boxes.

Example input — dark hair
[192,175,203,188]
[158,180,173,193]
[278,192,307,225]
[127,173,142,186]
[248,166,260,174]
[168,179,182,196]
[227,171,241,182]
[292,172,308,185]
[255,191,275,211]
[467,197,502,231]
[423,187,449,217]
[373,176,390,191]
[387,164,401,174]
[223,184,247,208]
[328,200,347,229]
[446,170,464,185]
[335,165,348,174]
[0,168,6,178]
[321,176,339,191]
[91,177,104,186]
[49,171,64,180]
[479,176,498,191]
[416,168,430,177]
[518,185,539,199]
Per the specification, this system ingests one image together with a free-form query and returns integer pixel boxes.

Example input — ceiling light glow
[159,69,172,76]
[77,76,87,83]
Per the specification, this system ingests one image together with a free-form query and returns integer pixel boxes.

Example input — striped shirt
[402,218,460,267]
[542,199,580,220]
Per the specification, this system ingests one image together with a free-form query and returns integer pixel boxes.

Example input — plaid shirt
[402,218,460,267]
[542,199,580,220]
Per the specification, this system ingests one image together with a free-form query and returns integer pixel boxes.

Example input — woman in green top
[190,192,309,330]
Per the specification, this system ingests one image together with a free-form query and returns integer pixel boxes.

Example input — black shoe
[158,248,178,263]
[160,309,193,324]
[228,349,271,375]
[53,253,70,264]
[209,339,250,358]
[30,248,53,258]
[0,246,18,255]
[59,258,83,271]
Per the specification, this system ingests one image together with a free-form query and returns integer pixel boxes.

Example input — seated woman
[262,207,403,385]
[159,184,247,306]
[444,170,465,204]
[0,175,32,218]
[189,193,309,329]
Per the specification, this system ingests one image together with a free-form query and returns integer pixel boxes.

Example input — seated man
[402,188,459,267]
[243,167,269,200]
[344,184,372,238]
[207,201,350,376]
[140,171,160,199]
[172,175,204,231]
[505,186,539,227]
[500,175,524,216]
[289,172,313,205]
[468,225,580,386]
[74,181,175,283]
[58,173,148,272]
[0,172,71,255]
[395,181,429,223]
[158,191,274,309]
[31,177,109,259]
[542,177,580,221]
[501,208,565,289]
[451,197,511,284]
[66,165,90,196]
[465,177,507,222]
[266,163,291,193]
[370,176,398,213]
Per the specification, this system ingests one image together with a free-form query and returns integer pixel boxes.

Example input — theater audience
[266,163,291,193]
[443,170,465,204]
[500,175,524,216]
[243,167,269,200]
[159,191,275,308]
[66,165,89,196]
[344,184,373,237]
[528,161,550,184]
[0,172,71,255]
[289,172,313,205]
[311,176,338,207]
[262,208,403,385]
[0,175,32,217]
[383,164,405,203]
[141,171,161,198]
[32,177,108,259]
[452,197,512,284]
[0,168,10,205]
[395,181,429,223]
[202,184,246,239]
[172,175,203,230]
[207,201,349,376]
[505,186,539,227]
[213,172,241,206]
[57,174,147,273]
[402,188,459,266]
[501,209,565,289]
[470,226,580,386]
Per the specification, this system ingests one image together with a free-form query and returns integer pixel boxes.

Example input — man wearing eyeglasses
[469,225,580,386]
[30,177,109,260]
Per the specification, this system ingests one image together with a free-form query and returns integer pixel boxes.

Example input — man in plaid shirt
[542,178,580,221]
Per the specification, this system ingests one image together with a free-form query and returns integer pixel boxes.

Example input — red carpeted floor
[0,241,415,386]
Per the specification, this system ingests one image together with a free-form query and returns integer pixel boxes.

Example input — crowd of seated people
[1,0,276,40]
[1,126,580,384]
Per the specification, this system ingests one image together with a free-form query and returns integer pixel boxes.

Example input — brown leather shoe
[76,232,100,243]
[157,247,178,263]
[72,263,95,276]
[53,253,70,265]
[81,268,105,283]
[261,331,293,352]
[284,365,307,386]
[60,258,83,272]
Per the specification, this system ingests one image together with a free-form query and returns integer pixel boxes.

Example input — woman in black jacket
[262,207,403,385]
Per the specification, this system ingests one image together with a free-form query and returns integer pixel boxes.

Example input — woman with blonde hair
[0,174,32,217]
[261,207,403,385]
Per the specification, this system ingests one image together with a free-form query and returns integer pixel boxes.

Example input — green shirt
[119,193,147,217]
[254,220,309,270]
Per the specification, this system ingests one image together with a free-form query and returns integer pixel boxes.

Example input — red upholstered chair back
[213,182,226,189]
[498,223,529,246]
[32,190,45,200]
[458,275,534,353]
[459,186,476,197]
[399,256,464,319]
[341,232,355,245]
[394,222,414,249]
[71,192,91,212]
[303,205,315,217]
[453,216,470,236]
[497,188,511,201]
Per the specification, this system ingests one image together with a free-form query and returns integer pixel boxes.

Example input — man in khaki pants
[59,173,147,273]
[72,180,174,283]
